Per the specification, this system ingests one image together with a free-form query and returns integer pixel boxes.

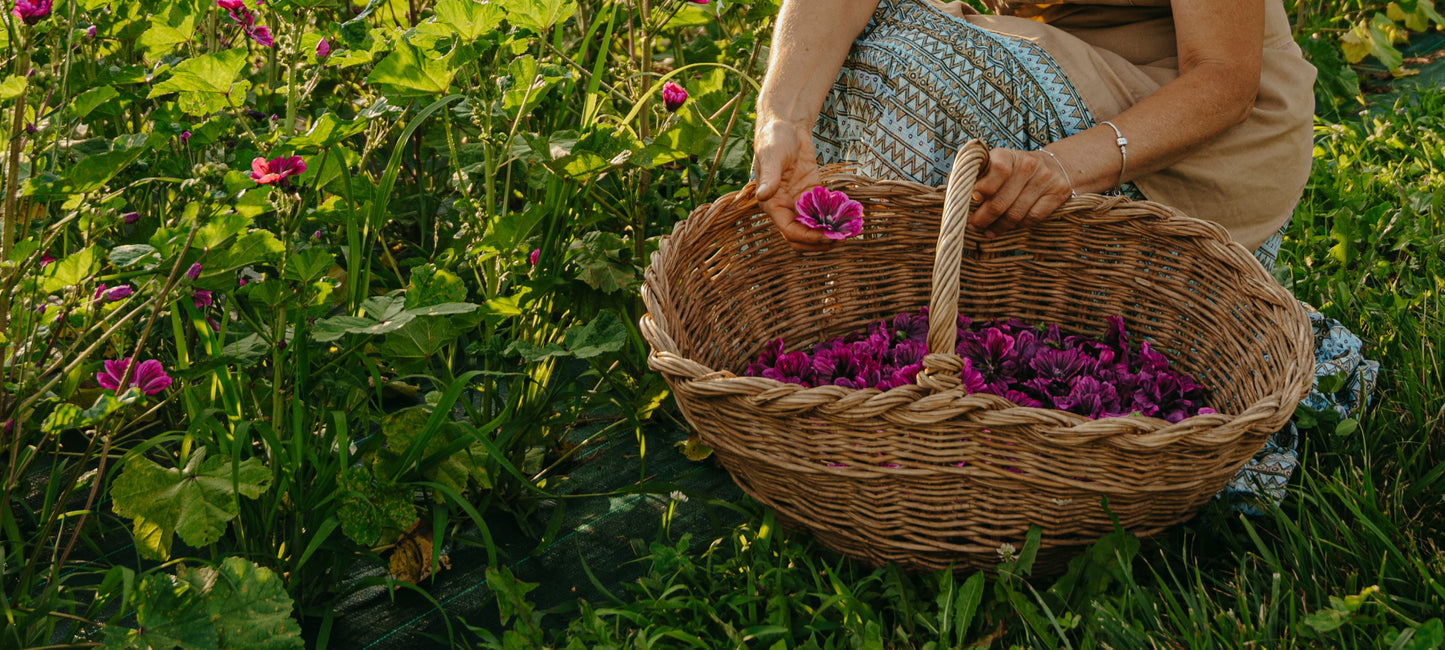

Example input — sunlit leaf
[110,449,272,558]
[366,39,456,97]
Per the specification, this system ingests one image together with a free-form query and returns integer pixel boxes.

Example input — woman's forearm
[1045,1,1264,193]
[756,0,880,127]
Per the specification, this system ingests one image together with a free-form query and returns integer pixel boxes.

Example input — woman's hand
[752,120,835,251]
[967,147,1075,238]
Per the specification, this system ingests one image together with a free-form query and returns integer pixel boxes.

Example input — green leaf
[433,0,505,40]
[405,265,467,308]
[102,572,216,650]
[197,211,253,251]
[951,572,985,643]
[404,302,480,317]
[24,134,151,200]
[42,404,83,434]
[506,0,576,33]
[486,566,539,627]
[378,315,464,357]
[148,48,249,97]
[0,75,24,101]
[69,85,119,121]
[564,310,626,359]
[289,112,368,149]
[212,230,285,271]
[504,339,568,362]
[40,246,100,293]
[110,449,273,559]
[337,470,417,546]
[138,0,202,60]
[220,333,270,366]
[186,557,304,650]
[310,316,376,342]
[82,389,141,423]
[568,231,636,294]
[366,40,456,98]
[110,244,159,268]
[284,248,335,282]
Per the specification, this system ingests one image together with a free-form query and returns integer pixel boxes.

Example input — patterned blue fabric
[813,0,1092,184]
[811,0,1380,512]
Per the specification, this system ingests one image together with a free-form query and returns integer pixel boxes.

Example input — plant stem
[1,39,31,330]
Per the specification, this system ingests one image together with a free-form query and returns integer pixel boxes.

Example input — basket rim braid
[640,140,1314,573]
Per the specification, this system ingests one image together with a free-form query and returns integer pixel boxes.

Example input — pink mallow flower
[193,290,213,308]
[96,358,173,395]
[661,82,687,113]
[316,37,331,60]
[246,25,273,47]
[103,285,134,301]
[187,262,203,280]
[794,186,864,240]
[12,0,51,25]
[250,155,306,187]
[529,248,540,266]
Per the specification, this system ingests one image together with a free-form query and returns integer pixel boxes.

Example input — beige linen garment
[921,0,1316,251]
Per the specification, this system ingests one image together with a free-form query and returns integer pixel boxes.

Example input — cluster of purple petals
[743,310,1213,423]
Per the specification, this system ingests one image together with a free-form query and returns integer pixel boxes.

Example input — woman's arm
[753,0,881,251]
[968,0,1265,237]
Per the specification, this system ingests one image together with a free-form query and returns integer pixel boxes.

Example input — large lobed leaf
[111,449,272,559]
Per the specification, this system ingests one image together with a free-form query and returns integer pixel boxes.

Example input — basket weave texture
[640,141,1313,574]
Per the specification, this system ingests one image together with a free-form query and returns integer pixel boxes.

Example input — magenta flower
[250,155,306,187]
[39,253,56,268]
[104,285,134,301]
[96,358,173,395]
[316,37,331,60]
[246,25,273,47]
[529,248,540,266]
[180,131,191,143]
[661,82,687,113]
[122,211,140,224]
[193,290,213,308]
[12,0,51,24]
[794,186,863,241]
[186,262,203,280]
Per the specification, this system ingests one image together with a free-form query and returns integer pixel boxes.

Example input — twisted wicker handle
[924,140,990,360]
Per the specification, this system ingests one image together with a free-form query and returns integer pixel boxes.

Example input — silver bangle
[1101,120,1128,182]
[1039,148,1076,199]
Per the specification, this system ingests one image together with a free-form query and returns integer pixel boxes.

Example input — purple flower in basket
[762,350,814,385]
[745,339,785,377]
[1030,348,1093,383]
[889,311,929,344]
[958,357,988,394]
[878,363,923,390]
[794,186,863,241]
[959,326,1020,383]
[890,339,927,368]
[1002,389,1044,409]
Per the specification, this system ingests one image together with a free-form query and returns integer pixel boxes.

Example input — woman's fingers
[970,148,1071,237]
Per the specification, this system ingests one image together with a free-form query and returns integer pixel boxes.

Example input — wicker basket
[640,140,1313,574]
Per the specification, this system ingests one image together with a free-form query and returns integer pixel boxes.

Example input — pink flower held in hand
[96,358,173,395]
[316,37,331,60]
[661,82,687,113]
[794,186,864,240]
[250,155,306,187]
[12,0,51,25]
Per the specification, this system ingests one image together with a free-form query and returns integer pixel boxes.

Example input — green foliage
[110,449,273,559]
[102,558,304,650]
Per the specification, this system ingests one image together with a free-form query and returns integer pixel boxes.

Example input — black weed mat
[304,421,745,649]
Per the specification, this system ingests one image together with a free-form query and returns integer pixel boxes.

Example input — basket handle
[916,140,990,390]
